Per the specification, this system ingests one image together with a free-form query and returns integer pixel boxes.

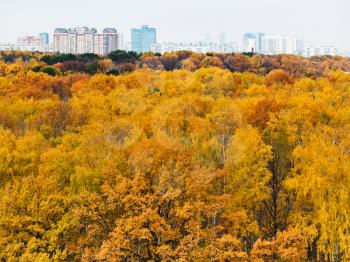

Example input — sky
[0,0,348,51]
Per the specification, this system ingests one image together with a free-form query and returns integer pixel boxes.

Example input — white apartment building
[261,36,304,55]
[305,46,338,57]
[291,38,305,55]
[151,42,238,54]
[117,33,125,51]
[242,33,266,53]
[53,27,118,54]
[243,38,256,53]
[103,28,119,54]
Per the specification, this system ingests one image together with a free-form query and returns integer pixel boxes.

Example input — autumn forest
[1,50,350,261]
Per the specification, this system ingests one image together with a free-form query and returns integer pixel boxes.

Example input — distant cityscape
[0,25,340,58]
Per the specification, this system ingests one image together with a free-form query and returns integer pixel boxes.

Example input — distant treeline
[1,50,350,77]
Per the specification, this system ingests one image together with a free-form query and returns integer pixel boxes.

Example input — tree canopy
[0,51,350,261]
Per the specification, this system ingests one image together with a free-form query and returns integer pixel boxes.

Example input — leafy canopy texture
[0,51,350,261]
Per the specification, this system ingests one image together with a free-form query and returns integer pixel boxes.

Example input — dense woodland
[1,50,350,261]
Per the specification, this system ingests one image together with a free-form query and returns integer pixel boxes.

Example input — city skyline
[0,25,340,58]
[0,0,348,51]
[0,28,339,58]
[0,28,343,55]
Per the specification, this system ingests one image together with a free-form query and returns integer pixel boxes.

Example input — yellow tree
[286,129,350,261]
[224,126,272,250]
[207,98,242,168]
[0,174,69,261]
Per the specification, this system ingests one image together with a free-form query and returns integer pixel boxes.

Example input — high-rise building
[254,33,266,53]
[261,36,304,55]
[117,32,125,50]
[102,28,118,54]
[53,27,118,54]
[291,38,304,55]
[243,33,256,52]
[131,25,156,53]
[39,32,49,45]
[53,28,69,53]
[243,32,265,53]
[261,36,288,54]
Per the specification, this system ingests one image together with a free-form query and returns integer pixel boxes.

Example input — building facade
[243,32,265,53]
[0,33,51,52]
[39,32,49,45]
[131,25,156,53]
[151,42,238,54]
[261,36,290,54]
[291,38,305,55]
[305,46,338,57]
[102,28,118,54]
[16,36,44,51]
[117,32,125,50]
[261,36,304,55]
[53,27,118,54]
[243,33,304,55]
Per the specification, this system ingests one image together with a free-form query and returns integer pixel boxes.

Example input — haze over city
[1,0,348,51]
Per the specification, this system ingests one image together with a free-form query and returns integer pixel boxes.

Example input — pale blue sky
[0,0,348,50]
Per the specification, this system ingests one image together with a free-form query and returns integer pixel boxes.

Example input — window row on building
[151,42,238,54]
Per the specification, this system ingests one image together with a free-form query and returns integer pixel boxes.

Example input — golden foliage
[0,52,350,261]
